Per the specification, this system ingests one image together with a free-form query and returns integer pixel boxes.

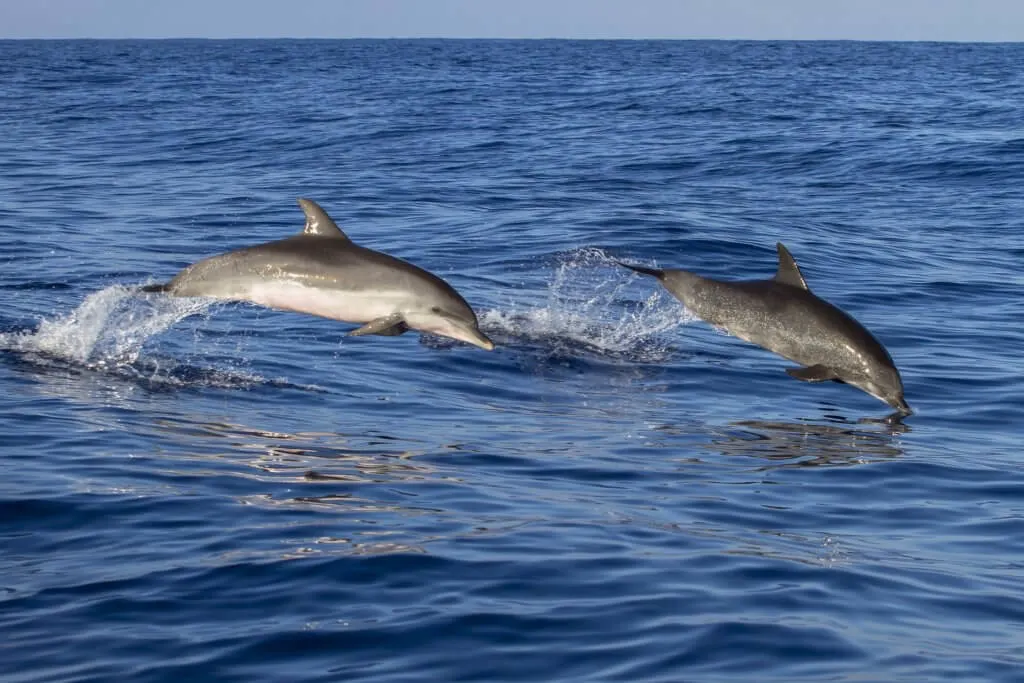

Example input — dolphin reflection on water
[713,419,907,466]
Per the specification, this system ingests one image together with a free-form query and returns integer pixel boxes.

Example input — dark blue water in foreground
[1,39,1023,682]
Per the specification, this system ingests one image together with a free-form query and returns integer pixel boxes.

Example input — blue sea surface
[1,39,1023,682]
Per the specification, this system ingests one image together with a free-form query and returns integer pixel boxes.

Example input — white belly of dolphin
[242,280,408,323]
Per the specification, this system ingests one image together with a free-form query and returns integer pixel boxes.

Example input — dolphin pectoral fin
[372,323,409,336]
[786,364,842,383]
[348,315,409,337]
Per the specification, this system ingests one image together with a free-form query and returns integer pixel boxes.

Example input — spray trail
[0,286,327,392]
[480,248,693,363]
[0,285,212,367]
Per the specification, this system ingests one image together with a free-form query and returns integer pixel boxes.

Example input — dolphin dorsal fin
[774,242,809,290]
[297,198,351,240]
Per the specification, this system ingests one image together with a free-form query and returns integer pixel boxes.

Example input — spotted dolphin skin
[619,244,910,415]
[144,198,494,350]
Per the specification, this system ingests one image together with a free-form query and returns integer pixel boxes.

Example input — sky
[3,0,1024,41]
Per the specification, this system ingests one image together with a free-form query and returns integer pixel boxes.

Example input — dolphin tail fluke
[615,261,665,279]
[139,283,170,293]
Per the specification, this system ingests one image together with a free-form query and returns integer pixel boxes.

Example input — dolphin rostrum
[143,198,494,350]
[619,244,910,415]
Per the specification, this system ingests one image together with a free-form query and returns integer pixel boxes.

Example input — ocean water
[1,39,1023,682]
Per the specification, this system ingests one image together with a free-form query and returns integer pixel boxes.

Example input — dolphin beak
[441,313,495,350]
[892,397,913,416]
[467,330,495,351]
[428,316,495,351]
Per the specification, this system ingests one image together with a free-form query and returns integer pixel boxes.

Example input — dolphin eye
[430,306,442,314]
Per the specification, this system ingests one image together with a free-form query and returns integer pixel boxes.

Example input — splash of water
[0,286,328,393]
[480,247,694,362]
[0,285,213,367]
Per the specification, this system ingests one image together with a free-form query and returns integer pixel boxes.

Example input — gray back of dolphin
[145,199,494,351]
[619,244,910,415]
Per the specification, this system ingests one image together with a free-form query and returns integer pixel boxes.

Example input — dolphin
[143,198,495,350]
[618,243,910,415]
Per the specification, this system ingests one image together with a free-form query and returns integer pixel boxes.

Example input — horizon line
[2,36,1022,43]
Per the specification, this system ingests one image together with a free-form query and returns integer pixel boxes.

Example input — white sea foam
[0,285,213,367]
[480,247,694,362]
[0,286,328,392]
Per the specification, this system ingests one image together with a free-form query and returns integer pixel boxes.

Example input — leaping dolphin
[143,198,495,351]
[619,244,910,415]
